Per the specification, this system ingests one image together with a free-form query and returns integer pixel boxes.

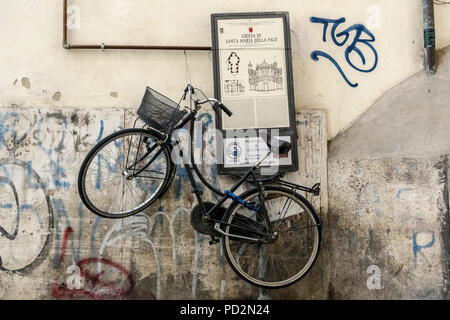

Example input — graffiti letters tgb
[310,17,378,88]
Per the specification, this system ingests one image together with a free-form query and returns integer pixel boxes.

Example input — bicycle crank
[190,202,225,237]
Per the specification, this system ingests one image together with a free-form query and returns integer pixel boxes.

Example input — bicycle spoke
[279,195,294,220]
[85,161,119,174]
[103,147,122,166]
[123,179,141,208]
[108,178,125,214]
[133,175,168,180]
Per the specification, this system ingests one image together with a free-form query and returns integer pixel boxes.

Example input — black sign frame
[211,11,298,176]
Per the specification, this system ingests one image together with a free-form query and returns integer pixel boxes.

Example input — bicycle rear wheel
[78,128,173,218]
[222,185,321,289]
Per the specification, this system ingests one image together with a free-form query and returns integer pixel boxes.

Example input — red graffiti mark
[59,226,73,264]
[51,284,97,300]
[52,257,137,300]
[53,229,155,300]
[51,284,127,300]
[78,257,135,296]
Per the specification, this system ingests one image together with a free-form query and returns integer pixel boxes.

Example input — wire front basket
[137,87,187,133]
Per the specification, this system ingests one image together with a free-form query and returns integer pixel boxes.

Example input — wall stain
[21,77,30,89]
[52,92,61,101]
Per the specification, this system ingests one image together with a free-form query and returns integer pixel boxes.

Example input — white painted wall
[1,0,449,139]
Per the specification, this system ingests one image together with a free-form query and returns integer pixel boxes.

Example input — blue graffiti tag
[0,112,25,149]
[96,120,104,143]
[310,17,378,87]
[50,157,71,189]
[413,230,435,267]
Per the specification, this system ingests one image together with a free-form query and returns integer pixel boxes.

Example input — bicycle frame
[124,88,320,243]
[181,109,277,241]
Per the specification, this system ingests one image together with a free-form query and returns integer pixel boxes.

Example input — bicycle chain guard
[190,202,225,237]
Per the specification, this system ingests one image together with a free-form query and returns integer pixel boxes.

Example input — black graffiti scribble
[0,176,19,240]
[0,158,54,273]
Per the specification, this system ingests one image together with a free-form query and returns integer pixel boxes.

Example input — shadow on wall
[329,45,450,161]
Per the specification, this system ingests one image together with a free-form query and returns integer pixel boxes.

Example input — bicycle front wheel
[222,185,321,289]
[78,128,173,218]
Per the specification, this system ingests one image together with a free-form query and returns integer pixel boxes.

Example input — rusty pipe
[422,0,436,75]
[62,0,211,51]
[63,0,68,48]
[67,44,212,51]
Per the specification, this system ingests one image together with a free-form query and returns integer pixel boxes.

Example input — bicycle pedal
[209,236,219,245]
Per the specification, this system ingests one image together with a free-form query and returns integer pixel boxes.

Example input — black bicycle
[78,84,322,288]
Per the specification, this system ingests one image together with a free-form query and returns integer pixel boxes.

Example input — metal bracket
[311,183,320,196]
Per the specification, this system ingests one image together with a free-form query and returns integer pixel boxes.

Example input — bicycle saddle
[260,131,292,157]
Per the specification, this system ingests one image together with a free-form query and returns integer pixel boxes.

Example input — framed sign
[211,11,298,175]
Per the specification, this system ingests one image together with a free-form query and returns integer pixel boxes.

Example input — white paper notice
[223,135,292,168]
[217,17,290,130]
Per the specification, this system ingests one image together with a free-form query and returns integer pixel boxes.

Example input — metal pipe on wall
[62,0,212,51]
[422,0,436,75]
[63,0,67,46]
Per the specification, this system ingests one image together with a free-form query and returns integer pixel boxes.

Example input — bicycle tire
[78,128,173,218]
[221,185,322,289]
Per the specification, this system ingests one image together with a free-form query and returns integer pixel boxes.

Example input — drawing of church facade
[224,80,245,94]
[248,59,283,92]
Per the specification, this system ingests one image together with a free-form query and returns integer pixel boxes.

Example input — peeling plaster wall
[327,46,450,299]
[0,108,328,300]
[328,157,448,299]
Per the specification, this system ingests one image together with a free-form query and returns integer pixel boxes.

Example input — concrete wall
[2,0,450,300]
[1,0,450,139]
[327,46,450,299]
[0,108,328,299]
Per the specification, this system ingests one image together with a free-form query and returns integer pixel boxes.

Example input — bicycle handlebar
[184,84,233,117]
[212,101,233,117]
